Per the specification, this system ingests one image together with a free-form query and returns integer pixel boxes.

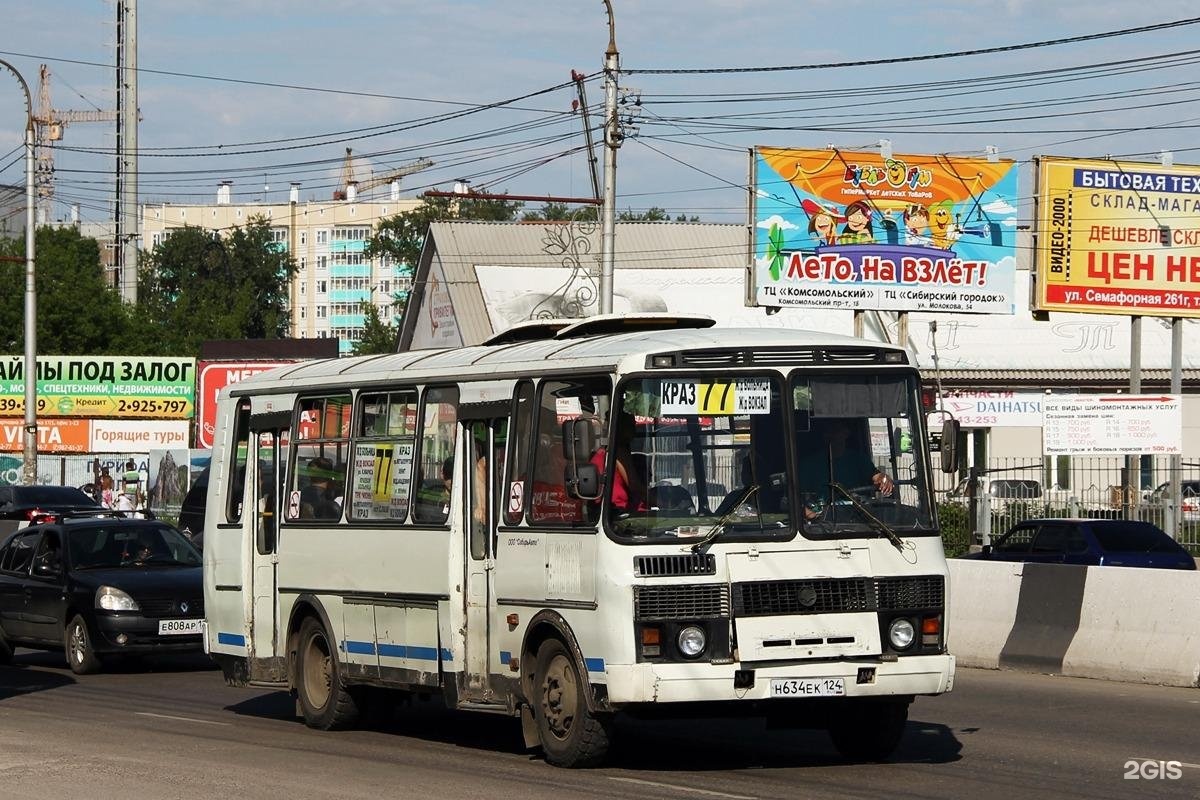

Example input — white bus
[203,315,960,767]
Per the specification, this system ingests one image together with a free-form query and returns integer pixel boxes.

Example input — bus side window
[412,386,458,525]
[226,400,251,523]
[503,381,535,525]
[288,394,351,522]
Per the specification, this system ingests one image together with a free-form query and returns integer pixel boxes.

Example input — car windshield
[67,524,202,569]
[1091,522,1179,553]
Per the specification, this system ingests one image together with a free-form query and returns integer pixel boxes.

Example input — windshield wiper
[692,486,758,553]
[826,480,905,551]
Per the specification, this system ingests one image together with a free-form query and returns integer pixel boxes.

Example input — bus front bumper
[601,653,955,705]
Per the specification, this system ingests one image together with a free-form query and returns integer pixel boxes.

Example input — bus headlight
[677,625,706,658]
[888,618,915,650]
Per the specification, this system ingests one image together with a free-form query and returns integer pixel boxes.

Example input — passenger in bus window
[797,419,892,518]
[592,412,647,514]
[301,457,341,520]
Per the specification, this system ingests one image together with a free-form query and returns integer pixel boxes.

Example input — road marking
[135,712,231,726]
[607,776,756,799]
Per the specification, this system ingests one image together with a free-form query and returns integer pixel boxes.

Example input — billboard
[1035,156,1200,318]
[752,148,1019,313]
[196,361,296,448]
[0,418,189,453]
[1042,394,1181,456]
[0,355,194,418]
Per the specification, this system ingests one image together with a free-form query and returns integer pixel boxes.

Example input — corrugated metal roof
[935,369,1200,385]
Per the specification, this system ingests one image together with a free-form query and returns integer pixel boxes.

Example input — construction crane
[34,64,118,220]
[333,147,434,200]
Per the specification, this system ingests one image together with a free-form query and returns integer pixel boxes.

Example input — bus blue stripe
[584,657,605,673]
[377,643,407,658]
[345,640,376,655]
[217,632,246,647]
[499,650,512,664]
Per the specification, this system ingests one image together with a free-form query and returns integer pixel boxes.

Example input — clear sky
[1,0,1198,225]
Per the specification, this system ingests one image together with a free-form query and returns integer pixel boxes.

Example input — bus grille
[634,553,716,577]
[634,584,730,620]
[732,576,943,617]
[875,576,944,609]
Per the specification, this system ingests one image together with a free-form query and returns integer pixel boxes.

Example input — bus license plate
[158,618,203,636]
[770,677,846,697]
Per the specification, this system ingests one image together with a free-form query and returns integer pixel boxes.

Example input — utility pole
[599,0,619,315]
[115,0,139,303]
[0,60,38,484]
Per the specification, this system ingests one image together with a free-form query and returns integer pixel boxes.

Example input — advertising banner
[0,356,194,418]
[1042,394,1182,456]
[942,391,1044,428]
[752,148,1019,313]
[1035,157,1200,318]
[0,419,189,454]
[197,361,296,448]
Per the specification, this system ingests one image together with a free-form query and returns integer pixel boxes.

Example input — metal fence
[934,456,1200,551]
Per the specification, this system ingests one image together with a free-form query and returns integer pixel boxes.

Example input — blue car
[965,518,1196,570]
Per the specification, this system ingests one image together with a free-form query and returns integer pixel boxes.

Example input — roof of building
[397,220,1200,377]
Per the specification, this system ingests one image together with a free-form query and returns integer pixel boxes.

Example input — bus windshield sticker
[391,441,414,519]
[351,443,379,519]
[555,396,582,419]
[660,379,771,416]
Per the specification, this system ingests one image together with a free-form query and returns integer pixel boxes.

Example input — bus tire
[65,615,102,675]
[828,699,909,762]
[532,638,610,768]
[295,616,359,730]
[0,626,12,665]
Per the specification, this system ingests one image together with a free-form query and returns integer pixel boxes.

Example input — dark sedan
[964,518,1196,570]
[0,515,203,673]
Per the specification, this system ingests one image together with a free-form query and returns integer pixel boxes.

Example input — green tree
[0,227,130,355]
[351,301,398,356]
[521,202,598,222]
[131,217,295,356]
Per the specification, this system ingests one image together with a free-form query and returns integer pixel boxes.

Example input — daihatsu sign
[196,361,295,448]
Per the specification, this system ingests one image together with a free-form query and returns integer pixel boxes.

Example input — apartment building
[141,181,421,353]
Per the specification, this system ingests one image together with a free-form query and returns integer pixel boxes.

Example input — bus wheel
[296,616,359,730]
[828,699,909,762]
[65,615,102,675]
[0,626,12,665]
[533,638,610,768]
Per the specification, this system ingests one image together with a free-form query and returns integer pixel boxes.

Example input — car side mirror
[939,419,960,473]
[981,544,993,556]
[34,558,61,577]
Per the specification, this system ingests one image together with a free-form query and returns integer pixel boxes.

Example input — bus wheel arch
[520,611,612,768]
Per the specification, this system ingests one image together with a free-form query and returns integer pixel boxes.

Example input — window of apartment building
[300,281,307,297]
[299,230,307,247]
[379,280,390,294]
[332,226,371,241]
[317,306,327,318]
[316,230,328,244]
[271,228,289,245]
[151,232,163,248]
[317,280,327,294]
[317,256,327,270]
[300,307,307,320]
[299,257,307,271]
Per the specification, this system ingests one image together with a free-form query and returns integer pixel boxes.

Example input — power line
[625,16,1200,74]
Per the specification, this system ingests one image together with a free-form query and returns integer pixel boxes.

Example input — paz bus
[202,315,960,767]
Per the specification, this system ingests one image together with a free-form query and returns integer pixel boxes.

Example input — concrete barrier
[947,560,1200,688]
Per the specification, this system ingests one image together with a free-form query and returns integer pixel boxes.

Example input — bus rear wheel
[532,638,610,768]
[295,616,359,730]
[828,699,909,762]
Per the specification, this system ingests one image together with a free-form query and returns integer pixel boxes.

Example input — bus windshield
[606,376,792,543]
[604,373,935,543]
[792,374,934,537]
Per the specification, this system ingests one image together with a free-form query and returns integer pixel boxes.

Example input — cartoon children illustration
[903,203,932,246]
[928,200,962,250]
[801,199,840,246]
[837,200,875,245]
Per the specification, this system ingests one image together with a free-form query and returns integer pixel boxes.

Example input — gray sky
[2,0,1198,224]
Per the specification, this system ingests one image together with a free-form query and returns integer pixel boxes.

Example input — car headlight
[677,625,706,658]
[888,618,915,650]
[96,585,140,612]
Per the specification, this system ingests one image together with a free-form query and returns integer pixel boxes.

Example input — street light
[0,59,37,485]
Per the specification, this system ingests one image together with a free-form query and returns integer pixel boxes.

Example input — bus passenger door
[248,414,289,681]
[462,417,504,701]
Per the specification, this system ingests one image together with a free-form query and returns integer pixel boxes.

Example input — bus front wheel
[532,638,610,768]
[295,616,359,730]
[828,699,909,762]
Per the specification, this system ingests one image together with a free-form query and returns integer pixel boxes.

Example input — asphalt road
[1,649,1197,800]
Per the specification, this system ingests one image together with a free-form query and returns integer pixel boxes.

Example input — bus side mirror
[940,419,960,473]
[562,418,595,463]
[567,463,600,500]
